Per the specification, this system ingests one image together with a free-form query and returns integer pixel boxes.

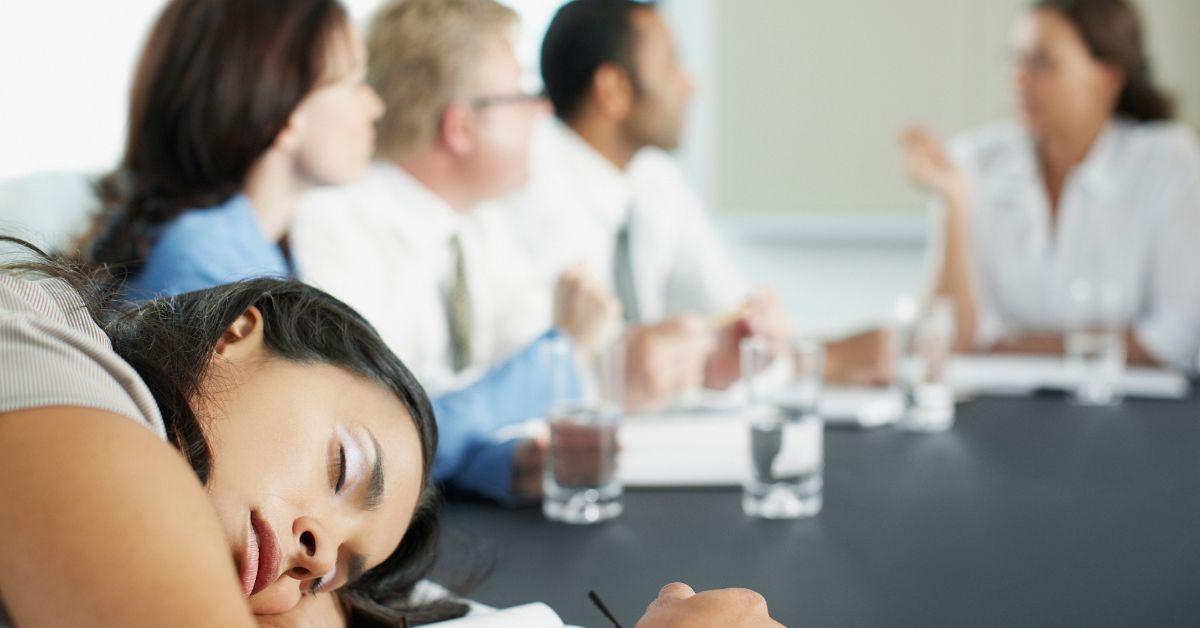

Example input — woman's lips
[240,510,282,597]
[239,514,259,597]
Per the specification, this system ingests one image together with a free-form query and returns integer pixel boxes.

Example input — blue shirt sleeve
[431,329,581,503]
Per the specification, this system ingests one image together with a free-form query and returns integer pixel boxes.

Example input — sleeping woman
[0,241,783,627]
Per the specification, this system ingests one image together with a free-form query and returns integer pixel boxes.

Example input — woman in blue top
[85,0,383,298]
[80,0,587,505]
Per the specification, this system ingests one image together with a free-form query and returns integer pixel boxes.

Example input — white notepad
[425,603,572,628]
[619,412,823,487]
[678,386,905,428]
[945,355,1190,400]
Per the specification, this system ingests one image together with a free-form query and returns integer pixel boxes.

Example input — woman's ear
[213,306,266,361]
[1100,63,1127,102]
[272,110,306,155]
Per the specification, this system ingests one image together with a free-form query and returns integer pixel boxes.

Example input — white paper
[814,387,904,427]
[770,416,823,478]
[667,386,904,428]
[945,355,1190,400]
[425,603,565,628]
[410,581,493,614]
[619,412,823,487]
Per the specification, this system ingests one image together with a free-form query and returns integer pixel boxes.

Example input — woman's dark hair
[1036,0,1175,122]
[81,0,351,279]
[541,0,656,122]
[0,237,467,626]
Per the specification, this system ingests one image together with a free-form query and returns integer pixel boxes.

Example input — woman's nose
[287,517,337,581]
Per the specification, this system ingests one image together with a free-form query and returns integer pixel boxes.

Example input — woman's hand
[901,124,970,203]
[635,583,784,628]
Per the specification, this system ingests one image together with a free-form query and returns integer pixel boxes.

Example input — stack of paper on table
[425,603,577,627]
[945,354,1190,400]
[680,386,905,428]
[618,356,1189,487]
[617,389,891,488]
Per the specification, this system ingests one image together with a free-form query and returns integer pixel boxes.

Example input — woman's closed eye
[335,445,347,493]
[330,426,367,496]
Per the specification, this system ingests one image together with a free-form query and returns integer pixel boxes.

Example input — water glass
[898,298,956,432]
[1065,279,1125,407]
[741,336,824,519]
[542,337,624,524]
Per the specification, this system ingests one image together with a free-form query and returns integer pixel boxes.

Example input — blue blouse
[126,193,576,503]
[125,194,290,300]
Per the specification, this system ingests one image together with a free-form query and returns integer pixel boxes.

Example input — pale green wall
[714,0,1200,215]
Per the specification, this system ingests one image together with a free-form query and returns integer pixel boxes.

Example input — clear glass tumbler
[741,336,824,519]
[542,336,624,524]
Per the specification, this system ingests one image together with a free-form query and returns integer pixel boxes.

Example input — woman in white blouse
[902,0,1200,370]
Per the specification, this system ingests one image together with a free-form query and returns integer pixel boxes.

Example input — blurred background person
[81,0,383,299]
[292,0,722,504]
[902,0,1200,369]
[505,0,897,392]
[73,0,576,506]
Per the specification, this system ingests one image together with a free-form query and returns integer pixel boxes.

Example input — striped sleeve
[0,275,166,440]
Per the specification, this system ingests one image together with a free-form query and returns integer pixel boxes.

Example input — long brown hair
[82,0,351,279]
[1036,0,1175,122]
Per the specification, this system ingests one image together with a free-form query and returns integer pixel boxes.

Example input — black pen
[589,590,624,628]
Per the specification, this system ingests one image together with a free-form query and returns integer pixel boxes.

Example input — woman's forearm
[934,191,982,353]
[989,328,1161,366]
[0,408,257,628]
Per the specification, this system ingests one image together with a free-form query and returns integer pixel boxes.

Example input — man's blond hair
[368,0,517,160]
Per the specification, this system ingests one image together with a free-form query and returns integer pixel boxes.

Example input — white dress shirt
[942,120,1200,370]
[290,162,549,393]
[500,118,748,327]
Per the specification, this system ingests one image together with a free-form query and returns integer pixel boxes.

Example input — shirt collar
[226,193,278,248]
[1071,121,1123,193]
[371,160,464,244]
[548,119,635,227]
[1008,121,1124,188]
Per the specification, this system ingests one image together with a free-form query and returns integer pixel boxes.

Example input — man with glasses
[293,0,737,505]
[289,0,623,504]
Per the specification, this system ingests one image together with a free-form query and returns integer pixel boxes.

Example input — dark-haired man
[507,0,892,389]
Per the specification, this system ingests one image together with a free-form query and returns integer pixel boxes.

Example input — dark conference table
[438,395,1200,627]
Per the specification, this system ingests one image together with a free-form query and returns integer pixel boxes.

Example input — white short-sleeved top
[944,120,1200,370]
[0,273,166,438]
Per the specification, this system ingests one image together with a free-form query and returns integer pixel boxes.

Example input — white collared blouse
[944,120,1200,370]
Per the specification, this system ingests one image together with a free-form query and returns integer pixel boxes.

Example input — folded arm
[0,407,257,628]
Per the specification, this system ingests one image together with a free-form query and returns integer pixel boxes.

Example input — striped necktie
[446,234,472,372]
[613,215,641,324]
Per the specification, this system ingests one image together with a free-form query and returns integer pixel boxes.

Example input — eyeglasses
[467,90,546,110]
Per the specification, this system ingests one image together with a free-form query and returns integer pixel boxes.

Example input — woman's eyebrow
[362,429,385,512]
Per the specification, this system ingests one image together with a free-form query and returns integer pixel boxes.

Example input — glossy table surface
[438,395,1200,627]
